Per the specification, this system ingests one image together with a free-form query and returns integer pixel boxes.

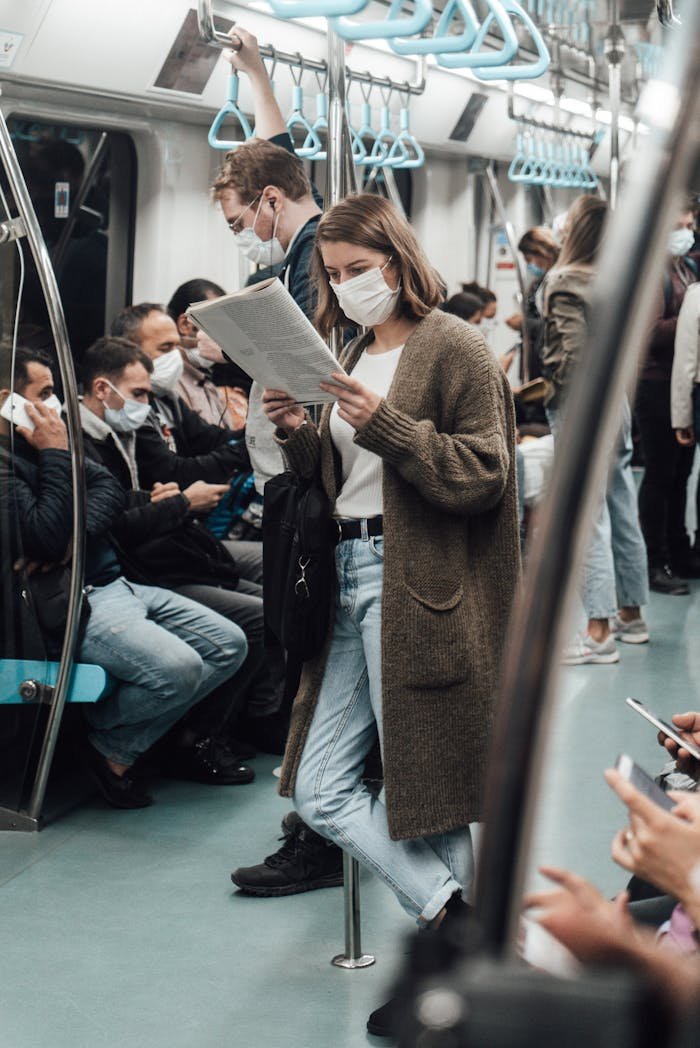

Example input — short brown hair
[557,196,608,268]
[517,226,559,262]
[311,194,444,338]
[211,139,312,204]
[81,336,153,392]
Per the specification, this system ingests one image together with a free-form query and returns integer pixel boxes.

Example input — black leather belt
[332,515,383,543]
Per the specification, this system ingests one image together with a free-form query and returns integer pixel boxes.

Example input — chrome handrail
[475,8,700,951]
[0,94,87,826]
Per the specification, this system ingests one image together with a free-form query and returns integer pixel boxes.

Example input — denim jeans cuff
[418,878,463,927]
[87,732,138,768]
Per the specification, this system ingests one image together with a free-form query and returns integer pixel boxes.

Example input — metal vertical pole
[0,98,87,826]
[605,0,625,210]
[324,30,375,971]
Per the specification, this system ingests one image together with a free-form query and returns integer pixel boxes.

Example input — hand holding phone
[614,754,675,812]
[626,697,700,763]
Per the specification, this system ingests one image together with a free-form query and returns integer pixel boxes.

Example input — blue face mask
[527,262,545,279]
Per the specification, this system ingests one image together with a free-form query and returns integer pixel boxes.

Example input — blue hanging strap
[436,0,519,69]
[303,71,329,160]
[471,1,551,80]
[388,100,425,168]
[267,0,367,16]
[390,0,479,55]
[208,73,253,150]
[356,84,382,166]
[286,59,323,159]
[330,0,433,42]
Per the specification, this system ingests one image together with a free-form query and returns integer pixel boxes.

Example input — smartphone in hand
[626,697,700,762]
[615,753,676,812]
[0,392,35,432]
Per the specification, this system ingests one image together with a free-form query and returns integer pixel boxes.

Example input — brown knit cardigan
[277,309,520,840]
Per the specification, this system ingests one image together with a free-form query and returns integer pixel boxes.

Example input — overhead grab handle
[390,0,479,56]
[471,0,551,80]
[303,75,329,160]
[330,0,433,42]
[286,61,323,159]
[388,103,425,168]
[208,73,253,150]
[267,0,367,16]
[356,87,382,167]
[436,0,518,69]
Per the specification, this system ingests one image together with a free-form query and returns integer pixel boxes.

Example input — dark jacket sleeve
[108,490,190,549]
[1,449,124,561]
[136,410,249,488]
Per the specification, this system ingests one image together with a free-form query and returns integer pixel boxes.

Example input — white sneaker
[609,614,649,644]
[561,634,620,665]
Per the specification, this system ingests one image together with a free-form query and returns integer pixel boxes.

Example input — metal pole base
[331,952,375,969]
[0,807,42,831]
[331,854,376,969]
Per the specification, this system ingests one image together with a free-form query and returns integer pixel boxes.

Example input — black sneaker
[79,739,154,809]
[231,817,344,896]
[367,998,400,1038]
[162,738,255,785]
[649,564,689,595]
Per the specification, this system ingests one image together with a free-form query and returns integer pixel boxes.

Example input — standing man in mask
[210,27,323,496]
[636,201,699,594]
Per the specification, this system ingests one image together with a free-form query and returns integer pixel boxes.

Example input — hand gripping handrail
[471,0,551,80]
[390,0,479,56]
[330,0,433,43]
[267,0,367,16]
[436,0,518,69]
[208,73,253,150]
[388,99,425,168]
[287,60,323,159]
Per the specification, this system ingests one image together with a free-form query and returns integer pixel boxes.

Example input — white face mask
[103,381,152,433]
[233,197,286,267]
[186,349,214,372]
[668,228,695,257]
[329,260,401,328]
[150,350,184,395]
[42,394,63,417]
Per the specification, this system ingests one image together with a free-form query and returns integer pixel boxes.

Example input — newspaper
[187,277,346,405]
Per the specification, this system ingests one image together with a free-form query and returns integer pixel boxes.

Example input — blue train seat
[0,660,114,705]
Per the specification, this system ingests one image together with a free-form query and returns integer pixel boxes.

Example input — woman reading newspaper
[262,194,520,1038]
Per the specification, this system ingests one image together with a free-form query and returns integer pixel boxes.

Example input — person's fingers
[523,889,564,911]
[613,889,630,913]
[611,829,636,871]
[604,768,667,825]
[673,712,700,731]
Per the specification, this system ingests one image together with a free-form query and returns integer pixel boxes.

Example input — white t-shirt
[330,345,403,519]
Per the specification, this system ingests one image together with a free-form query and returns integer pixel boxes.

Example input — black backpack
[262,471,333,662]
[117,519,240,591]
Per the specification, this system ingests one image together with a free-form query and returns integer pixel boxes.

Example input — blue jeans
[293,537,473,926]
[547,401,648,619]
[79,578,248,765]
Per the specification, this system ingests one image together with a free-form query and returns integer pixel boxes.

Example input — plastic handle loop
[436,0,518,69]
[303,93,329,160]
[267,0,367,16]
[390,0,479,55]
[388,108,425,168]
[471,1,551,81]
[287,84,323,158]
[367,105,403,168]
[330,0,433,42]
[507,131,528,182]
[208,74,253,151]
[356,101,381,166]
[346,105,368,163]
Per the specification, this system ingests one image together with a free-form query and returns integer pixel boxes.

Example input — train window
[4,119,136,369]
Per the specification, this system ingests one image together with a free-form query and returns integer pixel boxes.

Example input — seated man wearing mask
[79,336,288,756]
[0,347,249,807]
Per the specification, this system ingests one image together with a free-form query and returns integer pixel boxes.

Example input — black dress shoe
[162,737,255,785]
[80,740,154,809]
[367,997,400,1038]
[231,816,343,896]
[649,564,689,595]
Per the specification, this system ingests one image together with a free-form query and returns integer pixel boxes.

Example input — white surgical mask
[103,381,152,433]
[329,260,401,328]
[43,394,63,417]
[186,349,214,372]
[151,350,185,395]
[668,228,695,257]
[234,197,286,267]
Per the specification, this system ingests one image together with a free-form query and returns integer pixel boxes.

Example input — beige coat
[277,309,520,840]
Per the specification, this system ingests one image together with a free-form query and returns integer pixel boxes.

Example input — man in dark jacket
[636,201,699,594]
[78,337,287,755]
[211,26,323,496]
[0,348,248,808]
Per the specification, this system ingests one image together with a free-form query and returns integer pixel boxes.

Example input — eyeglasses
[226,195,261,236]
